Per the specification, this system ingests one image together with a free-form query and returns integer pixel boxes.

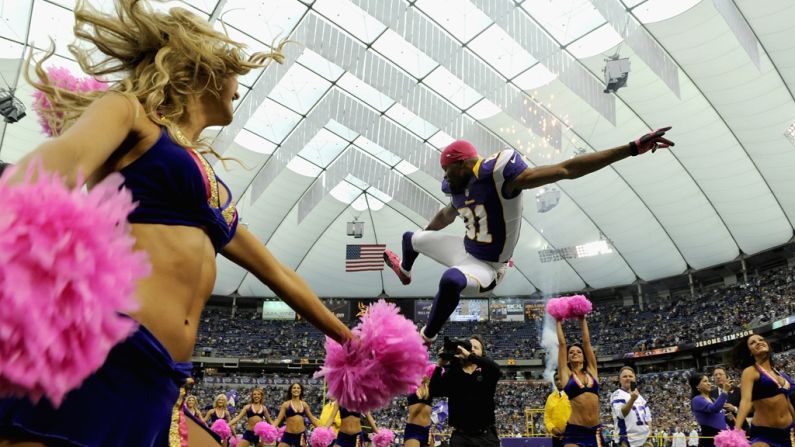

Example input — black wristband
[629,141,639,156]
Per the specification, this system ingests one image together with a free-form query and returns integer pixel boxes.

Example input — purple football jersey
[442,149,528,262]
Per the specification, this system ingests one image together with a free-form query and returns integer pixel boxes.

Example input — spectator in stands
[602,425,614,447]
[273,383,321,447]
[687,427,698,447]
[654,429,666,447]
[430,335,501,447]
[193,263,795,360]
[230,388,273,447]
[708,367,741,428]
[731,334,795,447]
[671,428,686,447]
[688,374,729,447]
[556,316,601,447]
[544,372,571,447]
[611,366,651,447]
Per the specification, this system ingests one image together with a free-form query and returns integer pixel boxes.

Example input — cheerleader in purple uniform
[0,2,351,444]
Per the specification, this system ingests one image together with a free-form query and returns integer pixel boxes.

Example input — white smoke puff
[541,310,559,388]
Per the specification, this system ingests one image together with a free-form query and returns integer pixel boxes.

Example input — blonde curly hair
[26,0,286,159]
[213,393,228,408]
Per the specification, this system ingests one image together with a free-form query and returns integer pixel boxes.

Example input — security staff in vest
[430,335,502,447]
[545,372,572,447]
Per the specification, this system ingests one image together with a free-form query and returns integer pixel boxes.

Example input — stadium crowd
[187,349,795,439]
[186,263,795,442]
[194,265,795,359]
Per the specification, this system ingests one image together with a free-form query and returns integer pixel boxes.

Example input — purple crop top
[119,128,238,252]
[753,366,793,401]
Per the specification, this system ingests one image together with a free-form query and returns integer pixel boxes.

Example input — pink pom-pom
[0,165,149,406]
[310,426,336,447]
[315,300,428,412]
[714,428,749,447]
[78,77,107,93]
[409,363,438,393]
[254,421,279,444]
[546,297,571,320]
[567,295,592,317]
[546,295,592,320]
[371,428,395,447]
[229,435,241,447]
[32,66,108,137]
[211,419,232,440]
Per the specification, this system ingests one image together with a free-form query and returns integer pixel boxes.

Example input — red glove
[630,126,674,155]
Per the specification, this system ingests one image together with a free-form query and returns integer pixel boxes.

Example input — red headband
[440,140,478,167]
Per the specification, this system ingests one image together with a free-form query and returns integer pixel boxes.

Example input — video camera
[439,337,472,361]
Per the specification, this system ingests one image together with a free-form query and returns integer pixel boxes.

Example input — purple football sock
[425,268,467,339]
[400,231,420,272]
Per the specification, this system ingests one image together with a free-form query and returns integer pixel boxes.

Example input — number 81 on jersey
[458,204,492,243]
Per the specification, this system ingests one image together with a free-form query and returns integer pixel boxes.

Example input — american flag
[345,244,386,272]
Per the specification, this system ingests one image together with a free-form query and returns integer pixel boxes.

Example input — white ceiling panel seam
[630,4,795,233]
[505,3,742,262]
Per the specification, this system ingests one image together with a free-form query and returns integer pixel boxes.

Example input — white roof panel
[4,0,793,298]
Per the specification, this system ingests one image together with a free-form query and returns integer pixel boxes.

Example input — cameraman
[610,366,651,447]
[430,335,502,447]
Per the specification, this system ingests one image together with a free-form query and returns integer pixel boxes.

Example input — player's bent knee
[440,268,467,292]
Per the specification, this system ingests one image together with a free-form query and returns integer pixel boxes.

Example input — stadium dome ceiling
[1,0,793,297]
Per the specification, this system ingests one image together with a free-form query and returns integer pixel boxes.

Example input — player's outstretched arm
[507,127,673,193]
[424,203,458,231]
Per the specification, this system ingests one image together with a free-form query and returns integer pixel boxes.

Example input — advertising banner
[490,298,526,321]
